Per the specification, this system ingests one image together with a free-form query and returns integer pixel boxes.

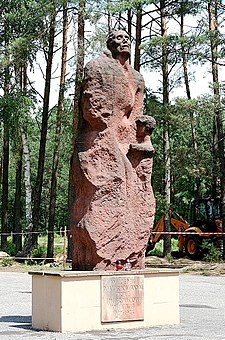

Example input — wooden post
[63,226,67,270]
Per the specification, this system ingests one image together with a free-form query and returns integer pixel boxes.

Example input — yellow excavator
[146,198,222,259]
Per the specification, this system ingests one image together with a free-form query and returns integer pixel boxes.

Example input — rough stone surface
[70,49,155,271]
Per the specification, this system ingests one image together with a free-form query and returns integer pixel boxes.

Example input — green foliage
[4,240,17,256]
[41,100,73,231]
[148,239,179,257]
[54,244,64,255]
[37,234,65,256]
[1,257,14,267]
[107,0,158,14]
[146,91,220,220]
[10,37,37,67]
[202,241,222,263]
[31,245,47,259]
[170,96,216,200]
[172,0,203,17]
[0,92,33,135]
[148,240,163,257]
[0,0,53,71]
[86,23,108,57]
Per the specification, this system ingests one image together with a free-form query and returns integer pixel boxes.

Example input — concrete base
[29,269,180,333]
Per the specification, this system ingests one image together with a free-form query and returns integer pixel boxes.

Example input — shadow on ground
[0,315,32,330]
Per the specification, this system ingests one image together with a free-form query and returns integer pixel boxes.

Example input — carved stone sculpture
[70,30,156,270]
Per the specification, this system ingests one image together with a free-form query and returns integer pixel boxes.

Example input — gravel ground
[1,272,225,340]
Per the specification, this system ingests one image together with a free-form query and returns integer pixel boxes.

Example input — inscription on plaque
[101,275,144,322]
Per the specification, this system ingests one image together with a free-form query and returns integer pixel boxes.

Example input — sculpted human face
[110,30,131,57]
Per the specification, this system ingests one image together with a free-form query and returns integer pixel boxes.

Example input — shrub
[202,241,222,263]
[31,245,47,259]
[5,240,17,256]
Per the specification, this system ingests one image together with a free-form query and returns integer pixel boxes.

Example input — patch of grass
[38,234,65,255]
[1,257,13,267]
[148,238,179,257]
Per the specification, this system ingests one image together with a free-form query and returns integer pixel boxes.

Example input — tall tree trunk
[127,9,132,37]
[13,143,23,253]
[68,0,85,260]
[1,126,9,251]
[1,18,10,251]
[21,61,33,256]
[21,127,33,256]
[160,0,171,257]
[208,0,220,198]
[134,5,142,71]
[180,12,200,198]
[47,1,68,260]
[208,0,225,258]
[0,157,2,197]
[72,0,85,137]
[13,64,28,255]
[107,0,112,33]
[118,12,122,29]
[32,5,56,246]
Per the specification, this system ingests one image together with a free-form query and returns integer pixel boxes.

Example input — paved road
[0,272,225,339]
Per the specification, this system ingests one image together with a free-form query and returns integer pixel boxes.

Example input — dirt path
[145,255,225,276]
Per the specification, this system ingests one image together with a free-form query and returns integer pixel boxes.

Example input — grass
[38,233,65,255]
[0,258,71,271]
[0,233,67,269]
[147,238,179,257]
[0,232,69,270]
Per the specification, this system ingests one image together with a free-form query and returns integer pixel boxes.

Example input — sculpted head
[136,116,156,137]
[106,30,131,59]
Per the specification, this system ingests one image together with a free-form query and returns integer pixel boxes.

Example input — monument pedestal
[29,269,179,333]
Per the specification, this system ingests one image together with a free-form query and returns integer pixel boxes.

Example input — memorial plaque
[101,275,144,322]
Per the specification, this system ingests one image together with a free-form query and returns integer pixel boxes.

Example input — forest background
[1,0,225,260]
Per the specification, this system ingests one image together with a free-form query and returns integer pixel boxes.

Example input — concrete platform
[29,269,179,333]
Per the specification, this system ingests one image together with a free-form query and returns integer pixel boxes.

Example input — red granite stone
[70,31,156,270]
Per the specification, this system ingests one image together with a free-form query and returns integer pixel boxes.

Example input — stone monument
[70,30,156,270]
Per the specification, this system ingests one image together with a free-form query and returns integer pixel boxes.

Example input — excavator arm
[150,215,165,244]
[146,212,190,254]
